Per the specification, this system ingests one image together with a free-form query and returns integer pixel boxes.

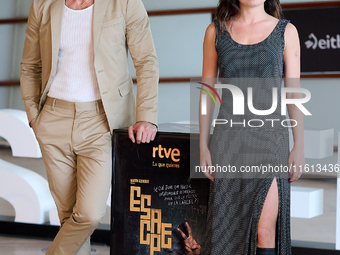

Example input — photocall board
[110,130,210,255]
[283,7,340,74]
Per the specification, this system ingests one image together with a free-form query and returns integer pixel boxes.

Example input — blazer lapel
[50,0,64,76]
[93,0,110,52]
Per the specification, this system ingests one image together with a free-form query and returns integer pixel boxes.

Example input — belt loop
[52,99,56,111]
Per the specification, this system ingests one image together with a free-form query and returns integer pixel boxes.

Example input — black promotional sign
[111,130,210,255]
[284,7,340,74]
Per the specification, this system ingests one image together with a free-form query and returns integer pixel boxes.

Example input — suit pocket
[118,78,133,97]
[102,16,124,29]
[31,106,45,139]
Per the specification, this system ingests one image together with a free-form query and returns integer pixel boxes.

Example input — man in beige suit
[20,0,158,254]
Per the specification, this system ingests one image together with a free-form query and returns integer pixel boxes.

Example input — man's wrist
[150,122,158,129]
[136,121,158,129]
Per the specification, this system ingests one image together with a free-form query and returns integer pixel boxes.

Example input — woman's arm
[199,23,218,181]
[283,23,305,182]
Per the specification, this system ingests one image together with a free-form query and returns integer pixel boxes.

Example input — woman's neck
[236,3,268,24]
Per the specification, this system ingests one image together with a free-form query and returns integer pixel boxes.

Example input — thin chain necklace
[65,0,89,10]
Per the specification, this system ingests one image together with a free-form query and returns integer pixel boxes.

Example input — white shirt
[48,5,101,102]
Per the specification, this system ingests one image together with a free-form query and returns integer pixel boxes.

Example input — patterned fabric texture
[202,19,292,255]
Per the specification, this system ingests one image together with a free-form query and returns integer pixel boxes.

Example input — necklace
[65,0,89,10]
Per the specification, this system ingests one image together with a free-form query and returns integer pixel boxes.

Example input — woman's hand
[177,222,201,255]
[288,146,305,182]
[200,146,214,182]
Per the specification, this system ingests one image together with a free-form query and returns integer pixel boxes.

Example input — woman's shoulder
[284,22,298,34]
[283,22,299,42]
[206,22,217,35]
[205,22,217,40]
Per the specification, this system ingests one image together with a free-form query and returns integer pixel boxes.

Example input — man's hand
[128,121,157,144]
[29,118,36,128]
[177,222,201,255]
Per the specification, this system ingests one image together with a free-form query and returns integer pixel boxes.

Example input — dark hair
[216,0,283,30]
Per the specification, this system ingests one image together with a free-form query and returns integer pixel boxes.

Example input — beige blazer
[20,0,159,132]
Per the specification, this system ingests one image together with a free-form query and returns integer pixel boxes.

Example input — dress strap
[214,19,221,48]
[275,19,290,52]
[214,19,228,48]
[213,19,220,34]
[277,19,290,34]
[275,19,290,40]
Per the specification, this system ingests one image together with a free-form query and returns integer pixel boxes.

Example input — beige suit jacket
[20,0,159,132]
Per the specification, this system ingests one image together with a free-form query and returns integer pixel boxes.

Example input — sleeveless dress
[202,19,292,255]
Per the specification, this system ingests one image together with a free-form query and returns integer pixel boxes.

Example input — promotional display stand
[111,129,210,255]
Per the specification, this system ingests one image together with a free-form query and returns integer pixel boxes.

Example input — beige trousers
[33,97,112,255]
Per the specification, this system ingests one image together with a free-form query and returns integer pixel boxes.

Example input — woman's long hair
[216,0,283,30]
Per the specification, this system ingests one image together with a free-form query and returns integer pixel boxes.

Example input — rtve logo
[152,145,180,162]
[305,33,340,50]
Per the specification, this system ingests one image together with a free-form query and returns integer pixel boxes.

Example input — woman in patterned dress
[199,0,305,254]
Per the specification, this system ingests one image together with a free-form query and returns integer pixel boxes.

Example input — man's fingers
[145,130,152,143]
[177,228,187,240]
[29,118,36,128]
[186,222,193,236]
[130,122,158,144]
[151,128,157,141]
[135,126,143,144]
[141,127,148,143]
[151,129,157,141]
[185,246,193,252]
[192,244,200,250]
[128,126,135,143]
[139,125,157,143]
[146,126,156,143]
